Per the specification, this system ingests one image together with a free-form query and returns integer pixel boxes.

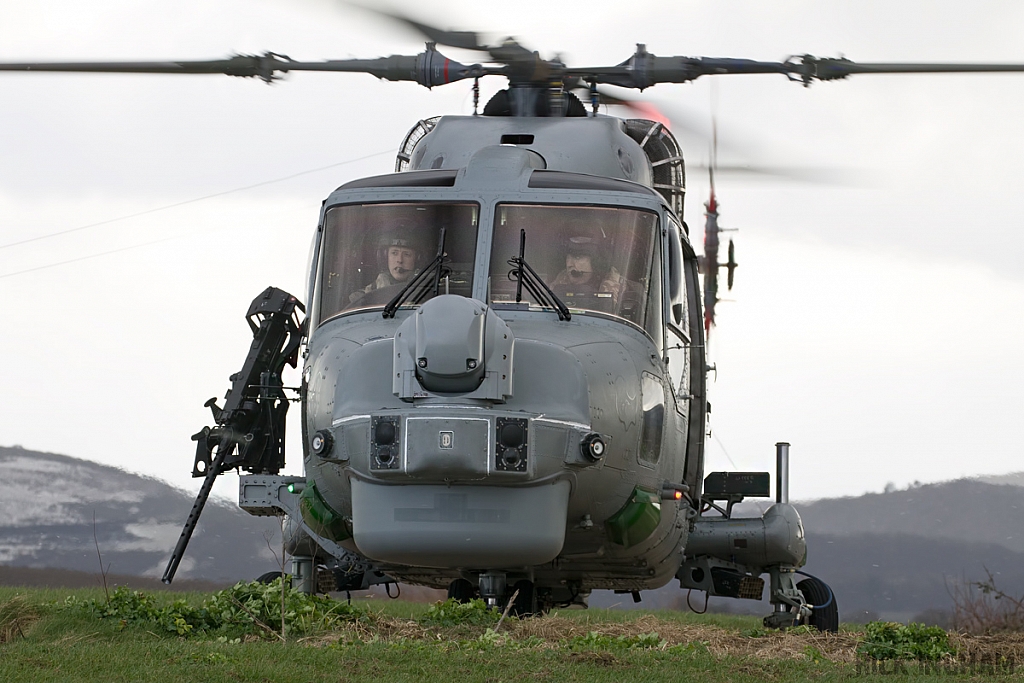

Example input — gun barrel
[161,447,227,584]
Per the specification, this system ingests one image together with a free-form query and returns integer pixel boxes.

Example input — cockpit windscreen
[489,204,659,326]
[318,202,479,321]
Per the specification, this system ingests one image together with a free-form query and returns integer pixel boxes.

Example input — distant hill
[796,477,1024,621]
[796,478,1024,553]
[0,565,229,592]
[975,471,1024,487]
[801,532,1024,623]
[592,477,1024,621]
[0,446,280,582]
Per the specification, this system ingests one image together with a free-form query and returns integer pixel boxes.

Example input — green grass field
[0,585,1018,682]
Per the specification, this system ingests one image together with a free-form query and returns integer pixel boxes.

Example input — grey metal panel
[500,312,661,353]
[407,116,653,186]
[342,419,369,463]
[405,416,492,479]
[458,146,545,191]
[320,415,369,463]
[528,171,658,196]
[350,479,571,568]
[500,339,590,426]
[331,339,407,419]
[238,475,303,517]
[532,423,569,462]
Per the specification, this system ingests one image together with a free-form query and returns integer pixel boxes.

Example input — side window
[643,234,664,353]
[666,216,688,335]
[664,217,692,414]
[638,372,666,465]
[665,327,689,408]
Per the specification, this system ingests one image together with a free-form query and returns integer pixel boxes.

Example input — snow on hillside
[0,446,279,580]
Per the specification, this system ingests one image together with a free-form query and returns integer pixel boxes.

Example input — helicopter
[5,9,1024,631]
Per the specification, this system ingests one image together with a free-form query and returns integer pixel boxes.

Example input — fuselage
[297,115,708,601]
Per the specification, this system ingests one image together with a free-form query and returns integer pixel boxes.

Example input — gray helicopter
[9,15,1024,631]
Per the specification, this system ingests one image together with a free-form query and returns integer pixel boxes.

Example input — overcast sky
[1,0,1022,505]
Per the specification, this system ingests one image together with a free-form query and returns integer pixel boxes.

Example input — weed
[517,635,546,649]
[803,645,826,663]
[60,579,364,639]
[476,627,504,648]
[418,599,500,628]
[566,630,666,651]
[857,621,954,661]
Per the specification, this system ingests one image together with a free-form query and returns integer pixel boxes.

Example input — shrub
[949,568,1024,634]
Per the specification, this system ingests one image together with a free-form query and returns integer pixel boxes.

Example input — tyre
[256,571,284,585]
[509,580,538,617]
[447,578,476,603]
[797,577,839,633]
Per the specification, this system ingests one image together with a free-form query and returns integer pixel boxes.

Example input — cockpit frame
[306,178,694,351]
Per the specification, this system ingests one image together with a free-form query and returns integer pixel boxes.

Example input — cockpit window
[489,204,659,327]
[318,202,479,321]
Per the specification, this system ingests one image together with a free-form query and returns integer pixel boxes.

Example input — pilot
[350,228,422,304]
[552,226,627,305]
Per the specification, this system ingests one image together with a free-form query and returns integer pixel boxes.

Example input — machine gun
[162,287,305,584]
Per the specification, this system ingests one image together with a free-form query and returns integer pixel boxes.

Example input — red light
[674,490,682,500]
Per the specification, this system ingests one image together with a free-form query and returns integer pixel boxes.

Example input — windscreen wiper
[507,229,571,321]
[382,226,450,319]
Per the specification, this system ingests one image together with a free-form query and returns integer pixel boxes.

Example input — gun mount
[161,287,304,584]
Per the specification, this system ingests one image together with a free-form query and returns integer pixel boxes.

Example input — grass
[1,586,1021,682]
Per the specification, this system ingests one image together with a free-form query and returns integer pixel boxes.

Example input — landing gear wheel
[256,571,284,585]
[447,578,477,603]
[509,580,538,617]
[797,577,839,633]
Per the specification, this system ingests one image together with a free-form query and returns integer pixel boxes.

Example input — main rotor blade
[688,163,863,186]
[0,56,275,76]
[806,57,1024,80]
[353,5,489,52]
[566,46,1024,89]
[0,49,486,86]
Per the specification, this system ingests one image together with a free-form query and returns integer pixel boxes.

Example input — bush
[857,621,954,661]
[949,569,1024,634]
